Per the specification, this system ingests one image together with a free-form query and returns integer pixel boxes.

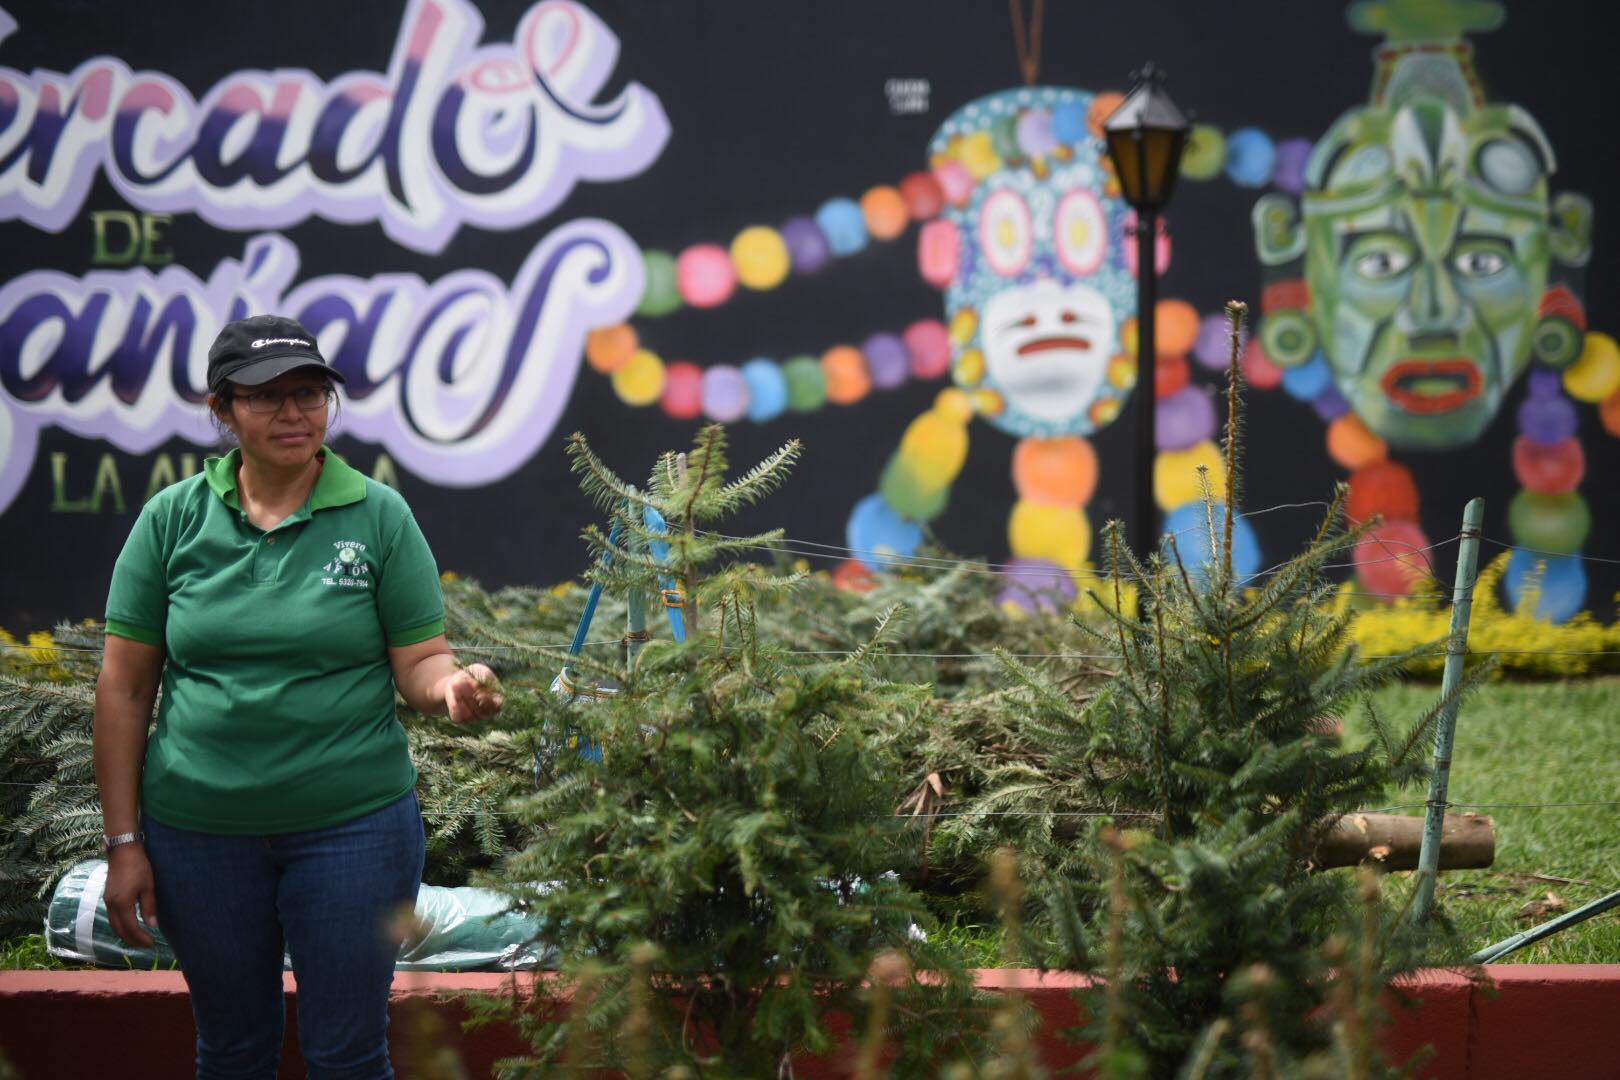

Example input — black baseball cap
[207,314,347,394]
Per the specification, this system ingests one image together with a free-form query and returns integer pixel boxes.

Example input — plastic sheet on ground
[44,859,556,971]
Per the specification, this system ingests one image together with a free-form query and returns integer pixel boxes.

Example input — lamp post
[1104,63,1190,559]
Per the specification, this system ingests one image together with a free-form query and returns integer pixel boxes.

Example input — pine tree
[1,623,110,931]
[1037,303,1485,1077]
[484,426,984,1077]
[0,674,102,933]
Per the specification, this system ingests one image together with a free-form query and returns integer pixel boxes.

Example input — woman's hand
[389,636,505,721]
[105,844,160,947]
[443,662,504,726]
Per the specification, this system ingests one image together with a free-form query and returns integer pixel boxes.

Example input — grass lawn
[0,933,59,970]
[1354,678,1620,964]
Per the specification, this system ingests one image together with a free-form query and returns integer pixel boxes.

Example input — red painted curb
[2,966,1617,1078]
[1466,966,1620,1080]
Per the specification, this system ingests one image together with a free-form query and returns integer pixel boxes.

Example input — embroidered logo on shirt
[320,540,373,588]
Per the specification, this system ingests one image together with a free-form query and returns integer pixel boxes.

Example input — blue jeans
[143,791,426,1080]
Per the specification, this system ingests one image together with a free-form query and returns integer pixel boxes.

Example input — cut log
[1314,812,1495,871]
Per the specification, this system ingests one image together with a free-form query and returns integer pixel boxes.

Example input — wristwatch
[101,831,145,851]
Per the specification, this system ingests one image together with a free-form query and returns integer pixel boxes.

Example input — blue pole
[1414,497,1485,923]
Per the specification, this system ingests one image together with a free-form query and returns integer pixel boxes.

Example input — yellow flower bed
[1345,553,1620,678]
[0,628,69,681]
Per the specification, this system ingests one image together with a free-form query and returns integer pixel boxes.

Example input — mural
[1247,0,1611,619]
[582,85,1272,611]
[0,0,668,512]
[0,0,1614,629]
[583,0,1612,620]
[852,87,1257,610]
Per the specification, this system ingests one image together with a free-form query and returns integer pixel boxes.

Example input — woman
[94,314,503,1079]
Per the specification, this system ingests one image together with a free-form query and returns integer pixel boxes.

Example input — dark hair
[208,389,236,446]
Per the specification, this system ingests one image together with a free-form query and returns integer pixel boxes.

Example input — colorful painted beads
[1326,413,1388,470]
[1242,337,1284,390]
[1012,436,1098,507]
[821,345,871,404]
[1353,520,1433,598]
[1157,386,1218,451]
[860,185,910,241]
[1154,440,1225,509]
[1508,490,1591,555]
[612,349,665,405]
[676,244,736,308]
[637,250,681,316]
[1008,499,1091,571]
[1347,460,1419,524]
[862,333,909,390]
[783,355,827,412]
[742,358,789,422]
[903,319,951,379]
[815,197,869,256]
[661,361,703,419]
[1563,331,1620,403]
[1162,500,1261,583]
[1512,435,1584,494]
[585,323,637,374]
[730,226,790,290]
[781,217,831,274]
[701,364,749,423]
[1193,312,1233,371]
[1504,547,1587,623]
[597,319,956,419]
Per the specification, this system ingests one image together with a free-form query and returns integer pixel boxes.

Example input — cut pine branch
[1314,812,1495,871]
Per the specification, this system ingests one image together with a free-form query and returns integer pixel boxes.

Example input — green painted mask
[1253,1,1593,451]
[1302,93,1551,448]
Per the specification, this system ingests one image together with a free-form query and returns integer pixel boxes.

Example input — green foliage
[1029,305,1484,1078]
[0,933,64,970]
[567,425,804,633]
[0,674,102,934]
[409,723,533,886]
[484,427,984,1077]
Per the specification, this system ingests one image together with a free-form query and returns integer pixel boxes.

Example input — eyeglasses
[237,386,334,414]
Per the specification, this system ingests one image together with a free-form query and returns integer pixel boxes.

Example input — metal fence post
[1414,497,1485,923]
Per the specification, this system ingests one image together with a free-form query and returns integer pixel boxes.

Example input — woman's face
[214,370,331,470]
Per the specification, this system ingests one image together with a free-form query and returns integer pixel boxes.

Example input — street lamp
[1103,63,1190,559]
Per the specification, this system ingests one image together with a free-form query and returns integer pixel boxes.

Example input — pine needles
[1024,301,1482,1079]
[0,677,102,932]
[487,426,984,1076]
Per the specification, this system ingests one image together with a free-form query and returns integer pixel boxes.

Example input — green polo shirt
[105,448,444,834]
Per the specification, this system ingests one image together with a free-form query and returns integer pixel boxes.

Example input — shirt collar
[203,447,368,513]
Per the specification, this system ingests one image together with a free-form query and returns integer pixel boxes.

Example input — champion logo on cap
[208,315,346,393]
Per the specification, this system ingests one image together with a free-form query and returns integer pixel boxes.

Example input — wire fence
[4,775,1615,823]
[11,639,1620,667]
[3,510,1608,767]
[12,637,1620,666]
[711,526,1462,598]
[7,493,1620,641]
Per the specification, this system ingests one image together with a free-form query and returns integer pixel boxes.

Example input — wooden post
[1414,497,1485,923]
